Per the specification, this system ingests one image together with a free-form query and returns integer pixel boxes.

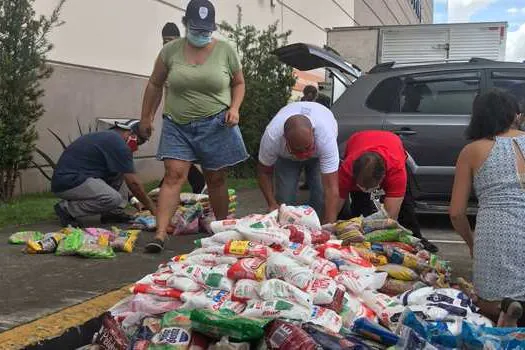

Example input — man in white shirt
[257,101,340,224]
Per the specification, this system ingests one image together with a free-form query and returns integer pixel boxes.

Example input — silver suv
[274,43,525,214]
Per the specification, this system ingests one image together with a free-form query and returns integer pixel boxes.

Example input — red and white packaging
[171,254,237,267]
[310,258,338,278]
[284,243,318,265]
[305,278,338,305]
[131,283,182,299]
[278,205,321,230]
[259,279,313,308]
[227,257,266,281]
[129,294,183,315]
[180,289,245,314]
[335,271,387,295]
[341,293,377,328]
[360,290,405,326]
[231,279,261,303]
[224,240,269,258]
[165,276,201,292]
[285,224,312,245]
[310,306,343,333]
[310,229,331,245]
[266,253,314,289]
[210,219,241,233]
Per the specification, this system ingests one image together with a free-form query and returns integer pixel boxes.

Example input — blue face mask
[187,29,212,47]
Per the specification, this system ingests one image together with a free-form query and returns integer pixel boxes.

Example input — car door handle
[394,128,417,136]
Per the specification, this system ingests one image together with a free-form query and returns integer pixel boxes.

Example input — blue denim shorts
[157,110,249,170]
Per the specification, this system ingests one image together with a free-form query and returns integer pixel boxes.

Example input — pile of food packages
[83,205,525,350]
[8,226,139,258]
[133,190,237,234]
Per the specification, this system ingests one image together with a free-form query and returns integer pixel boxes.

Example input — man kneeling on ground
[51,120,156,227]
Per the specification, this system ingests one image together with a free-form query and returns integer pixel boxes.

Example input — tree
[219,6,296,177]
[0,0,65,201]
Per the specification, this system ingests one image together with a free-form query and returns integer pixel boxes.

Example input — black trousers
[338,190,422,239]
[159,164,206,194]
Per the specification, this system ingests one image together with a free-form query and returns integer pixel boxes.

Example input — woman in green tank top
[139,0,248,253]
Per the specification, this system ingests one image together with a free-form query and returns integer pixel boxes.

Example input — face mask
[126,135,138,153]
[187,30,212,47]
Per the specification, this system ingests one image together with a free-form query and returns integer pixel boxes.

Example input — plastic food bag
[353,247,388,266]
[310,258,338,278]
[278,204,321,230]
[224,240,269,258]
[241,299,311,321]
[340,293,377,329]
[195,231,243,248]
[9,231,43,244]
[302,323,362,350]
[360,290,405,327]
[150,327,191,348]
[85,227,116,240]
[227,257,266,281]
[362,218,398,234]
[111,229,139,253]
[305,278,338,305]
[352,317,399,346]
[284,242,318,265]
[266,253,314,289]
[379,278,417,296]
[94,313,129,350]
[210,219,241,233]
[310,306,342,333]
[397,287,477,316]
[324,286,345,314]
[77,236,116,259]
[265,320,321,350]
[334,271,387,295]
[377,264,419,281]
[364,229,402,243]
[132,284,182,299]
[259,279,313,308]
[204,265,235,291]
[173,254,237,266]
[335,217,365,243]
[190,309,269,342]
[285,224,312,245]
[181,289,245,314]
[371,242,417,254]
[26,232,65,254]
[310,229,331,245]
[166,276,201,292]
[55,228,85,256]
[231,279,261,303]
[129,294,182,315]
[237,220,290,247]
[134,215,156,230]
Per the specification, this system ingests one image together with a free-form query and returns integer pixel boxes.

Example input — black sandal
[145,238,165,254]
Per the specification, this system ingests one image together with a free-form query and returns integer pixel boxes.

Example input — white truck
[327,22,507,72]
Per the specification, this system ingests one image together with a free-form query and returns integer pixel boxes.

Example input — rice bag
[377,264,419,281]
[259,279,313,308]
[111,229,139,253]
[195,231,243,248]
[227,257,266,281]
[129,294,182,315]
[241,299,311,321]
[190,309,269,342]
[172,254,237,266]
[397,287,478,316]
[278,204,321,230]
[340,293,377,329]
[26,232,65,254]
[94,313,129,350]
[237,220,290,247]
[171,203,203,234]
[9,231,43,244]
[325,286,345,313]
[360,290,405,327]
[210,219,241,233]
[353,247,388,266]
[310,257,338,278]
[224,240,269,258]
[166,276,201,292]
[204,265,235,291]
[285,224,312,245]
[266,253,314,289]
[310,229,331,245]
[231,279,261,303]
[132,284,182,299]
[180,289,245,314]
[77,236,116,259]
[362,218,398,234]
[334,271,387,295]
[310,306,342,333]
[305,278,338,305]
[284,242,318,265]
[379,278,417,296]
[364,229,402,243]
[335,217,365,243]
[265,320,321,350]
[55,228,84,255]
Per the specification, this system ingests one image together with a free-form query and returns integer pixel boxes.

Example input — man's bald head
[284,115,315,159]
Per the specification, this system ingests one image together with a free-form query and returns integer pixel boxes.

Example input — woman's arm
[139,55,168,138]
[449,146,475,257]
[225,70,245,127]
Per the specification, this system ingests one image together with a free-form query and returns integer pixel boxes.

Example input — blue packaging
[461,321,525,350]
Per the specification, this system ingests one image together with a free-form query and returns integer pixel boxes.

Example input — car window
[491,72,525,112]
[367,72,480,115]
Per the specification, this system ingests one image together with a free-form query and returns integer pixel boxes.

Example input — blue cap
[183,0,216,32]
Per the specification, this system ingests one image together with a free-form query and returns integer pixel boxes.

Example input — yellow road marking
[0,285,131,350]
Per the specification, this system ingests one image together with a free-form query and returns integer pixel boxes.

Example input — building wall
[353,0,433,26]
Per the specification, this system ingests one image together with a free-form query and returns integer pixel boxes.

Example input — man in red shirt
[338,130,437,252]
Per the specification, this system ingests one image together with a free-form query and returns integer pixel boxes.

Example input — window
[491,72,525,112]
[367,72,480,115]
[410,0,422,22]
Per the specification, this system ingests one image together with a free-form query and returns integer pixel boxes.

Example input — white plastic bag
[305,278,338,305]
[360,290,405,326]
[310,306,343,333]
[241,299,311,320]
[335,271,387,295]
[266,253,314,289]
[284,242,318,265]
[231,279,261,303]
[195,230,244,248]
[259,279,313,308]
[278,204,321,230]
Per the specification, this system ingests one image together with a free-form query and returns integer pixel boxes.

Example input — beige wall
[354,0,433,26]
[327,27,380,72]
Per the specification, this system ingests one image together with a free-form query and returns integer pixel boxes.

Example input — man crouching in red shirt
[338,130,438,253]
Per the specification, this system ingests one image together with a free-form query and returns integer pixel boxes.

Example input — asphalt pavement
[0,189,471,332]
